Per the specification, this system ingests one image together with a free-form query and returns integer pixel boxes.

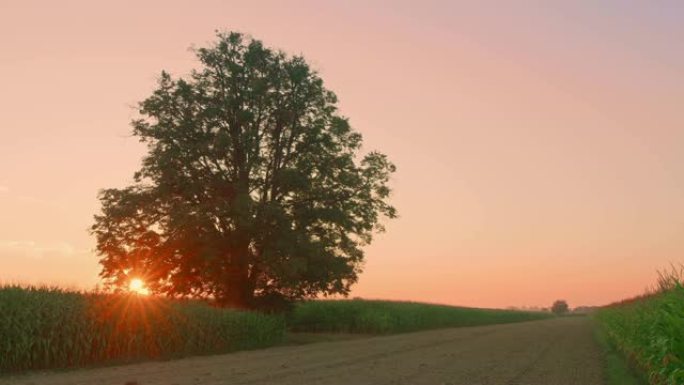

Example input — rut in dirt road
[2,317,605,385]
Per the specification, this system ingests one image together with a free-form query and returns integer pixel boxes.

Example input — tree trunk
[219,240,254,309]
[219,266,253,308]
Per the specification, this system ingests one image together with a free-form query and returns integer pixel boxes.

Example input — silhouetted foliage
[551,300,569,315]
[92,32,396,308]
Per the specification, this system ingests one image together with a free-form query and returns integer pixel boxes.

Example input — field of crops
[288,299,552,334]
[1,286,554,374]
[0,285,285,373]
[595,271,684,385]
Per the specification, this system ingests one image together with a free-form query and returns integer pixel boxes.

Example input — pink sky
[1,1,682,308]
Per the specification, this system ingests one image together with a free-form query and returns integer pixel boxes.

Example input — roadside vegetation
[288,299,552,334]
[594,328,646,385]
[595,266,684,385]
[0,285,285,373]
[1,286,555,374]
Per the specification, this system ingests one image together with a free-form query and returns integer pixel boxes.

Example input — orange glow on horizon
[128,278,150,296]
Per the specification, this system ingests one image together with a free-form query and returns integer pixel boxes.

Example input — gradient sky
[1,1,682,308]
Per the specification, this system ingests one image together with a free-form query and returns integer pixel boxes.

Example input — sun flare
[128,278,150,295]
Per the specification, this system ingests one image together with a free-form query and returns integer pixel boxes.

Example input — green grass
[0,285,285,374]
[595,268,684,385]
[594,326,646,385]
[288,299,552,334]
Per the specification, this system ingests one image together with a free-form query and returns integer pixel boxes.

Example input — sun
[128,278,150,295]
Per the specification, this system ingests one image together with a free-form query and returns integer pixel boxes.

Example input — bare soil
[2,317,604,385]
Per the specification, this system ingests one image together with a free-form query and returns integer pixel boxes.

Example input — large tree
[92,32,396,308]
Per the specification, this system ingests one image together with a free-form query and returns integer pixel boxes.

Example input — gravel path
[2,317,605,385]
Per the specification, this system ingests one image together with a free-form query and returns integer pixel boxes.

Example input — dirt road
[2,317,604,385]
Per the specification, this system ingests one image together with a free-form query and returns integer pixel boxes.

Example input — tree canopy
[92,32,396,308]
[551,300,569,315]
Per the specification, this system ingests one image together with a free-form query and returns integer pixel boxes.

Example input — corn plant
[596,267,684,385]
[0,285,285,374]
[288,299,552,334]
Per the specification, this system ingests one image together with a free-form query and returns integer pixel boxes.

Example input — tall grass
[0,285,285,373]
[288,299,552,334]
[595,266,684,385]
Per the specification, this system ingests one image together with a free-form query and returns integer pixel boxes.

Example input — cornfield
[288,299,552,334]
[0,285,285,373]
[596,267,684,385]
